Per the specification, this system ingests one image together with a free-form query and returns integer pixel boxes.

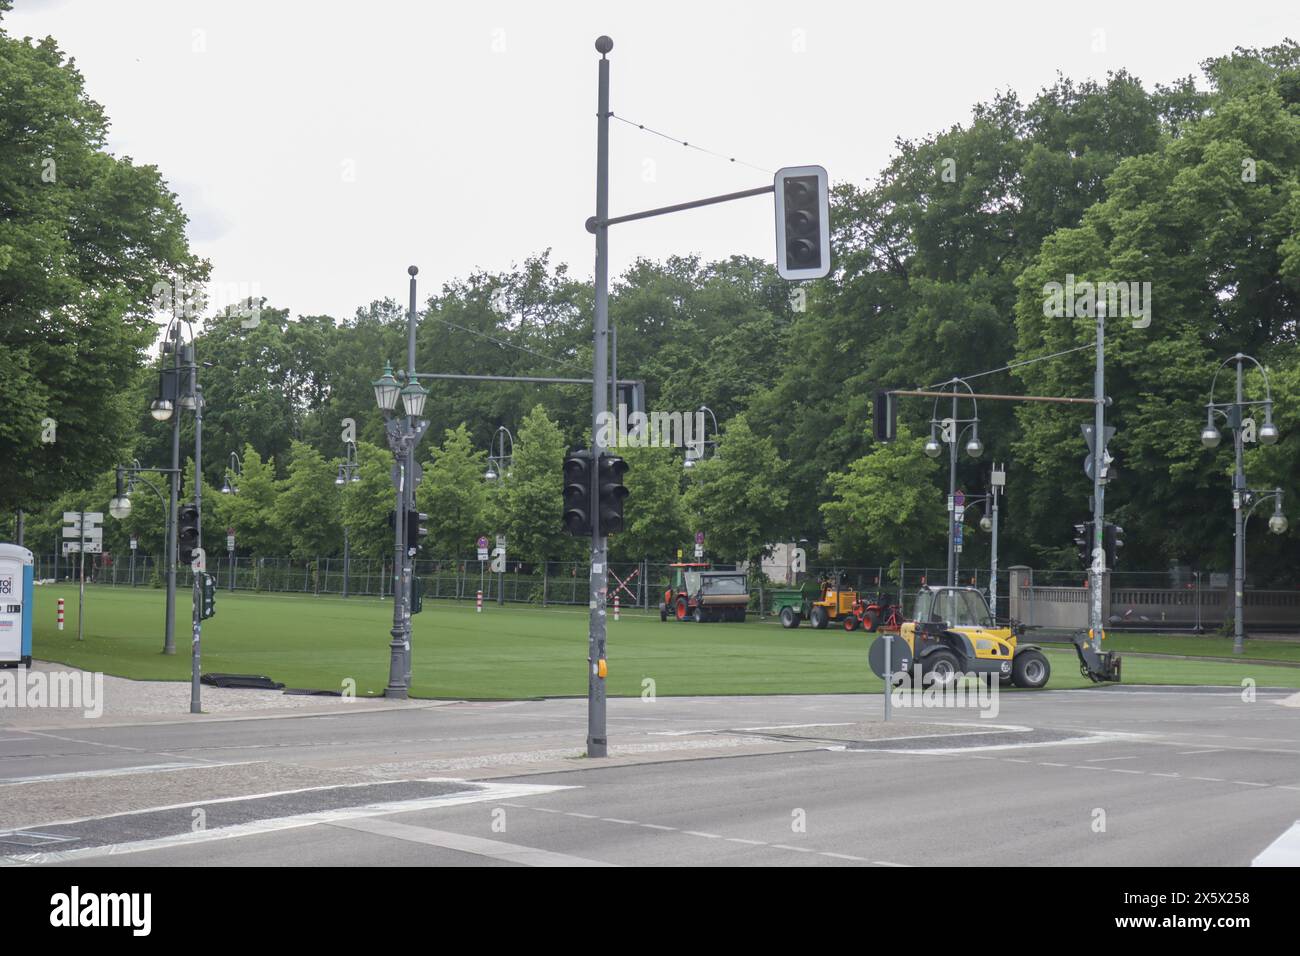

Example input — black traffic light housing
[872,389,897,443]
[1103,522,1124,569]
[598,453,629,536]
[1073,521,1094,568]
[200,572,216,620]
[563,449,594,536]
[406,511,428,552]
[774,165,831,280]
[178,502,200,568]
[411,576,423,614]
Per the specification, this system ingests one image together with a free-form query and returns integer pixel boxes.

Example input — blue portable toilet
[0,544,34,667]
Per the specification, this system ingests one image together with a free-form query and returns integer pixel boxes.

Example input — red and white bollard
[476,590,483,613]
[613,593,620,621]
[57,597,65,631]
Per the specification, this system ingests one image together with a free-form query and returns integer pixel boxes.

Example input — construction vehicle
[868,585,1061,688]
[660,563,749,623]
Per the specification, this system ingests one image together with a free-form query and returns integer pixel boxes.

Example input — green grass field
[28,584,1300,699]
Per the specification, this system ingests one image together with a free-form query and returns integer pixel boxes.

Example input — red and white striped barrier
[613,594,620,621]
[57,597,65,631]
[476,590,483,613]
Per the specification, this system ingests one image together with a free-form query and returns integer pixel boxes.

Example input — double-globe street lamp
[372,336,430,698]
[955,464,1006,617]
[924,378,984,586]
[484,426,515,604]
[1199,352,1287,654]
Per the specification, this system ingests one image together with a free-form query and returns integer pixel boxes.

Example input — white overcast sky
[8,0,1297,320]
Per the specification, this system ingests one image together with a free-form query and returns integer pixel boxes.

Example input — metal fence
[32,552,1297,629]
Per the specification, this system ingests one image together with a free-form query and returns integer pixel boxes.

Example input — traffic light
[774,165,831,280]
[1073,521,1094,568]
[200,572,216,620]
[1104,523,1124,569]
[406,511,428,552]
[562,449,594,536]
[411,576,423,615]
[872,389,896,443]
[178,503,200,568]
[598,453,629,535]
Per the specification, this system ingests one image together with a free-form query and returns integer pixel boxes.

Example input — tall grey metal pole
[404,267,418,688]
[77,510,85,642]
[191,383,203,714]
[989,488,999,618]
[164,327,180,655]
[587,35,613,758]
[1233,357,1246,655]
[15,510,23,547]
[946,388,957,586]
[1089,307,1106,640]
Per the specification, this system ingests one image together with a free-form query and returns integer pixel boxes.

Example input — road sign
[226,533,236,552]
[61,512,103,554]
[695,531,705,545]
[694,544,704,558]
[953,491,965,509]
[477,535,489,562]
[129,537,138,551]
[496,534,506,548]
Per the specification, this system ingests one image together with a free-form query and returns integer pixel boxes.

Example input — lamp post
[221,452,242,495]
[1200,353,1286,654]
[335,440,360,598]
[373,266,430,699]
[924,378,983,586]
[684,405,719,469]
[146,310,202,656]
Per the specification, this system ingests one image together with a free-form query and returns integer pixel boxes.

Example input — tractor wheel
[864,609,880,632]
[693,605,705,624]
[659,603,668,622]
[780,606,798,628]
[1011,649,1051,689]
[922,649,960,688]
[675,598,689,621]
[843,613,859,632]
[809,606,829,630]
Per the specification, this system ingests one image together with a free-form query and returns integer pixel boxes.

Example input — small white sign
[226,534,236,552]
[496,534,506,548]
[694,544,703,558]
[477,548,489,562]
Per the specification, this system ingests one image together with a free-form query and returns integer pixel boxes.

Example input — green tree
[498,405,573,565]
[0,9,205,517]
[222,446,281,556]
[342,441,398,561]
[683,415,788,565]
[274,441,342,559]
[417,424,490,556]
[607,444,689,562]
[820,424,947,563]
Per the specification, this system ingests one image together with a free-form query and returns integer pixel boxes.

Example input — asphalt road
[2,685,1298,866]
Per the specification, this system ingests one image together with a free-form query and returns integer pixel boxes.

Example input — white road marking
[327,816,615,867]
[0,761,258,786]
[1253,821,1300,866]
[1177,749,1224,755]
[0,781,574,866]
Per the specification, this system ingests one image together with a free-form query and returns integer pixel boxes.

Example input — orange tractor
[806,573,902,631]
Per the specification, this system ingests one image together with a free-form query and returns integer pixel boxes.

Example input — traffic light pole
[191,382,203,715]
[587,37,613,758]
[1089,308,1106,644]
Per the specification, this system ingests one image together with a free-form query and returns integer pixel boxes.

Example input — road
[1,684,1298,866]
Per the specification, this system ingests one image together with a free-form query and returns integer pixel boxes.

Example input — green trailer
[770,584,813,628]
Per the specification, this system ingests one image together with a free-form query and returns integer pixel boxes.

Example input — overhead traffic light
[200,572,216,620]
[872,389,897,443]
[774,165,831,280]
[178,503,200,568]
[1103,522,1124,569]
[1073,521,1094,568]
[597,453,629,535]
[562,449,594,536]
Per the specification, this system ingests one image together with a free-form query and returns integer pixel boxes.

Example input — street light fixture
[486,426,515,482]
[684,405,719,469]
[222,452,242,494]
[372,363,400,413]
[1200,352,1286,654]
[927,377,983,586]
